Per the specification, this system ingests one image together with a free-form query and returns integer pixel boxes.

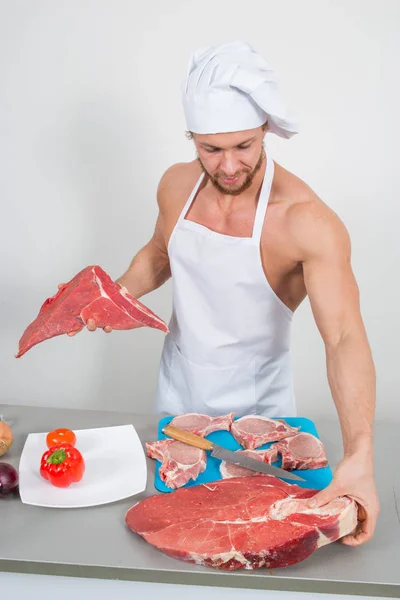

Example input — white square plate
[18,424,147,508]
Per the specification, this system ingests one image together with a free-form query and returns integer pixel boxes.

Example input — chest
[183,191,292,269]
[167,190,305,311]
[185,190,257,238]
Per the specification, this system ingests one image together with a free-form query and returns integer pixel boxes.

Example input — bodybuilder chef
[78,42,379,546]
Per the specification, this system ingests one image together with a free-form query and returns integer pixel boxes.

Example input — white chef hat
[182,41,298,138]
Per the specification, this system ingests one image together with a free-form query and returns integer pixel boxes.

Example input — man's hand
[67,319,113,337]
[308,453,380,546]
[55,284,113,337]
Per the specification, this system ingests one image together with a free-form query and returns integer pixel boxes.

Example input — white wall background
[1,0,399,420]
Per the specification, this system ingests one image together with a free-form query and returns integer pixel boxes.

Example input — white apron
[155,157,295,417]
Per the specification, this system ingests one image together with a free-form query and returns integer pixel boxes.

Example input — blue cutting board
[154,416,333,493]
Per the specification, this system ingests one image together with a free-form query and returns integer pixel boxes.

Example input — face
[193,126,266,196]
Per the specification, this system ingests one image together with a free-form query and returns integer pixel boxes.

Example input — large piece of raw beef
[231,415,299,449]
[126,476,357,570]
[146,439,206,489]
[266,432,329,470]
[16,265,168,357]
[169,413,234,437]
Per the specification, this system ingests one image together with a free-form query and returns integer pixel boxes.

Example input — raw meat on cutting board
[231,415,299,449]
[220,433,328,478]
[146,439,206,489]
[126,475,357,570]
[15,265,168,357]
[266,432,328,470]
[169,413,234,437]
[219,449,273,479]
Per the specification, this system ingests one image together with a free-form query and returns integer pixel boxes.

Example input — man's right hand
[68,320,113,337]
[56,284,113,337]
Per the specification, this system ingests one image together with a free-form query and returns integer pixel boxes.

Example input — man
[84,42,379,545]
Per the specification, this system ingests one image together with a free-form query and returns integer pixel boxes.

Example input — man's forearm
[116,241,171,299]
[326,330,376,457]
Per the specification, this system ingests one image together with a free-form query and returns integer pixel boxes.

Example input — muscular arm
[290,195,379,544]
[116,175,172,298]
[302,210,375,454]
[116,212,171,298]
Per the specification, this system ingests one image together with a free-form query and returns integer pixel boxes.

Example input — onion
[0,420,13,457]
[0,462,19,496]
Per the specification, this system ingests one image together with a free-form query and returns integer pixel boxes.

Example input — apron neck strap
[179,172,205,223]
[252,157,275,242]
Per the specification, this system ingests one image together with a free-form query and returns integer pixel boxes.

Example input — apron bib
[155,157,295,417]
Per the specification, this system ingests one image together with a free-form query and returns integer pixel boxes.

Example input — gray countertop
[0,404,399,598]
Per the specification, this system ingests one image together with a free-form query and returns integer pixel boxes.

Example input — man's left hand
[307,454,380,546]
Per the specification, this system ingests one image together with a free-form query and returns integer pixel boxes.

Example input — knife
[162,425,306,482]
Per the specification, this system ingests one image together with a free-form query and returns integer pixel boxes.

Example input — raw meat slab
[146,440,206,489]
[16,265,168,357]
[267,432,329,470]
[231,415,299,449]
[154,416,333,493]
[169,413,234,437]
[127,476,357,570]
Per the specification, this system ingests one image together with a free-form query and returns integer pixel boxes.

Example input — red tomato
[46,428,76,448]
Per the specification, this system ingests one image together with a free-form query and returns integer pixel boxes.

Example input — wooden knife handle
[162,425,213,450]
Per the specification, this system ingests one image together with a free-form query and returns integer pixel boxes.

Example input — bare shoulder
[273,163,351,262]
[157,160,202,212]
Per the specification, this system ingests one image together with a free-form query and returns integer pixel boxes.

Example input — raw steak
[266,433,328,470]
[126,476,357,570]
[169,412,234,437]
[231,415,299,449]
[146,439,206,489]
[15,265,168,357]
[219,449,273,479]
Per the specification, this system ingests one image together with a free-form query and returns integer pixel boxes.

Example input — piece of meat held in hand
[15,265,168,358]
[125,476,358,570]
[169,413,234,437]
[267,432,329,470]
[230,416,299,450]
[219,449,273,479]
[146,439,206,489]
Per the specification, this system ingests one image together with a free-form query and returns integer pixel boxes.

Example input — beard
[197,148,265,196]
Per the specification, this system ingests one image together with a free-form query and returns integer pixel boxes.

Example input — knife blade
[162,424,306,482]
[210,445,305,481]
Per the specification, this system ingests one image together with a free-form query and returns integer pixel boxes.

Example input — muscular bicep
[300,208,364,345]
[147,170,173,262]
[150,210,169,257]
[151,162,185,256]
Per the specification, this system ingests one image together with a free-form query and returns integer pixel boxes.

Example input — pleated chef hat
[182,41,299,138]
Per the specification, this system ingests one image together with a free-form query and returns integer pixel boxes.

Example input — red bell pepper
[40,443,85,488]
